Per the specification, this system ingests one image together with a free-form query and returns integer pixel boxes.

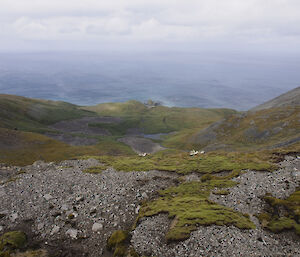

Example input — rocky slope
[0,159,178,256]
[0,155,299,256]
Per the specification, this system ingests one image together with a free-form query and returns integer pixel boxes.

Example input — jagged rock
[76,196,84,202]
[9,212,18,222]
[92,222,103,232]
[0,211,8,219]
[135,205,141,214]
[50,225,60,235]
[66,228,78,239]
[37,223,44,230]
[61,204,69,211]
[33,160,45,167]
[43,194,53,201]
[90,207,97,215]
[142,192,148,199]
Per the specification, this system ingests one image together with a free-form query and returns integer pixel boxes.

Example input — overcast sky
[1,0,300,52]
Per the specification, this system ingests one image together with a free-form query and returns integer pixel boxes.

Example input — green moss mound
[85,150,276,175]
[82,166,106,174]
[137,180,255,242]
[107,230,131,257]
[258,190,300,236]
[0,231,27,256]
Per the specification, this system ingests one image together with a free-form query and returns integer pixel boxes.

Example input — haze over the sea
[1,1,300,110]
[0,51,299,110]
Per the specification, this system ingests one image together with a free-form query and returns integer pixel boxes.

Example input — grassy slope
[0,94,95,132]
[0,96,237,165]
[85,149,277,174]
[0,127,134,166]
[83,101,237,135]
[165,106,300,151]
[0,95,137,165]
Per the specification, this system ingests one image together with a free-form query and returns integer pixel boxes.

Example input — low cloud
[1,0,300,51]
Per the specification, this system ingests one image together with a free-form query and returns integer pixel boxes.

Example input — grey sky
[1,0,300,52]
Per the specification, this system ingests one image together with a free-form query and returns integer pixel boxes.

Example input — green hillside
[164,106,300,151]
[0,94,95,133]
[0,92,299,166]
[83,101,236,135]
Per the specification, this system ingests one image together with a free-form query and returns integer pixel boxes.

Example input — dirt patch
[118,136,165,154]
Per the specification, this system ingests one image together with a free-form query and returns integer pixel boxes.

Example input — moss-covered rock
[82,166,106,174]
[0,231,27,257]
[258,190,300,236]
[107,230,130,257]
[12,249,48,257]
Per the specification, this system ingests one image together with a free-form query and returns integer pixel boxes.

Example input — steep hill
[164,87,300,151]
[251,86,300,111]
[0,94,95,132]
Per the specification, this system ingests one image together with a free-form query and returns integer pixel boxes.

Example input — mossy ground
[84,150,277,174]
[136,179,255,242]
[107,230,131,257]
[82,165,106,174]
[257,190,300,236]
[0,231,27,257]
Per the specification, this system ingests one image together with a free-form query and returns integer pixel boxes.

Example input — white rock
[37,223,44,230]
[61,204,69,211]
[0,188,6,197]
[92,222,103,232]
[9,213,18,222]
[50,225,60,235]
[44,194,53,201]
[66,229,78,239]
[0,225,3,232]
[76,196,84,202]
[142,192,148,199]
[135,205,141,214]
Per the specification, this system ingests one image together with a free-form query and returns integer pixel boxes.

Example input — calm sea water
[0,51,299,110]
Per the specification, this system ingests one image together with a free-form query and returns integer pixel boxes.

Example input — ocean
[0,51,299,110]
